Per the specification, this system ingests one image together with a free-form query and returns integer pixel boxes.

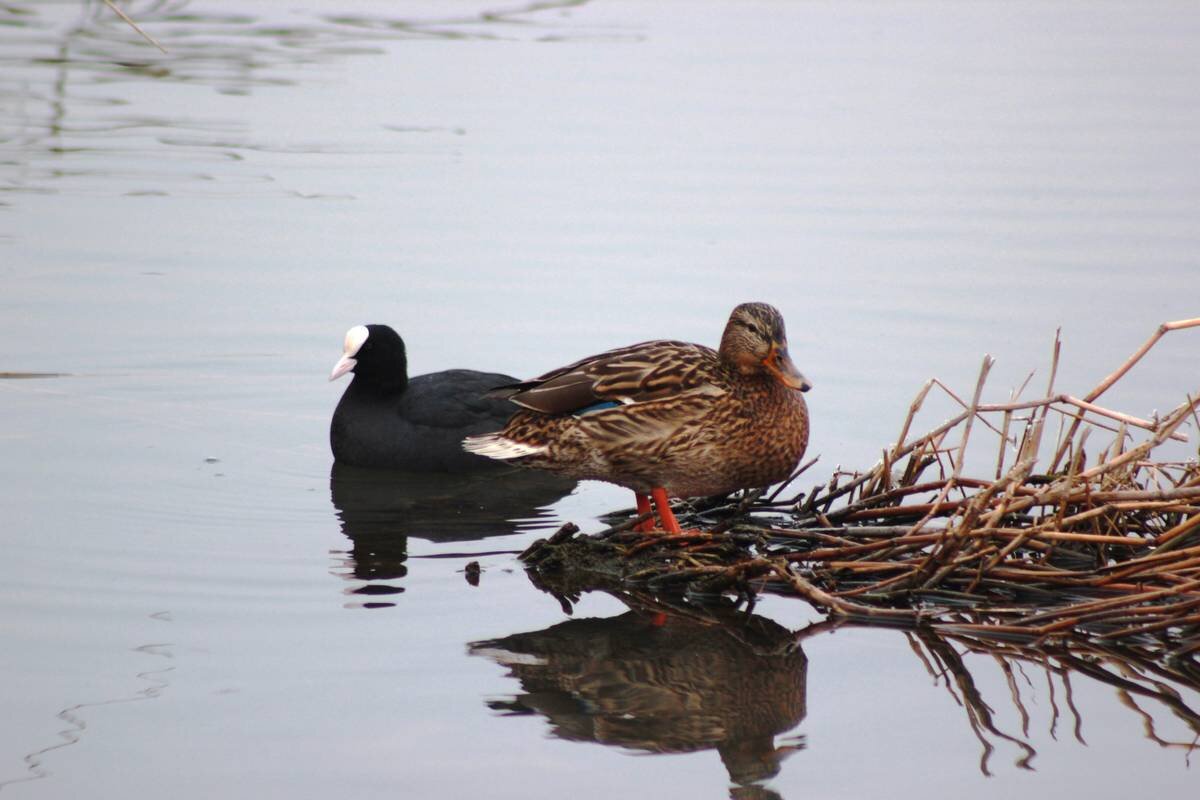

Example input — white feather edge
[462,433,546,459]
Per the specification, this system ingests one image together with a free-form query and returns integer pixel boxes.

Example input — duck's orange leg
[650,487,683,534]
[633,493,654,532]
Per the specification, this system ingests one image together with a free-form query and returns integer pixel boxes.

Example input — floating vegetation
[520,318,1200,668]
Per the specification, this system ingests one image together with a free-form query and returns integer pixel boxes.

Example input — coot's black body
[329,324,515,471]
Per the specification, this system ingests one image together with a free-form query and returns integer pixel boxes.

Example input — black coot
[329,324,515,471]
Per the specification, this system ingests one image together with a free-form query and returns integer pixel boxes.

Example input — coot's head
[329,324,409,392]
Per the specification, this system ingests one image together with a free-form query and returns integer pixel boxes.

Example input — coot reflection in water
[470,596,807,799]
[329,462,575,604]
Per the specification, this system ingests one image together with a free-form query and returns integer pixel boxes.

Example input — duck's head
[719,303,812,392]
[330,324,408,391]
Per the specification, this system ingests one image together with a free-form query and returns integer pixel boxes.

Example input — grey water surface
[2,1,1199,797]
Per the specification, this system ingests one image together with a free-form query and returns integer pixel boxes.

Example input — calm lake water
[2,1,1199,797]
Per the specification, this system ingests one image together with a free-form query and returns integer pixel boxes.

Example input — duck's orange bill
[763,344,812,392]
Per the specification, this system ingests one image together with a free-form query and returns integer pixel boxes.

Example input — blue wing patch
[573,400,621,417]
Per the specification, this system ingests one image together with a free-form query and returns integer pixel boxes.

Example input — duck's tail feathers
[462,432,546,460]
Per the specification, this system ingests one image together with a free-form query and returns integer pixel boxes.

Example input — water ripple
[0,0,623,204]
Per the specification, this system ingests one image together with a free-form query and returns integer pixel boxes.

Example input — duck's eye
[735,319,767,339]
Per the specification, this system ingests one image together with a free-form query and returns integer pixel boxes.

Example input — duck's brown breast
[655,380,809,497]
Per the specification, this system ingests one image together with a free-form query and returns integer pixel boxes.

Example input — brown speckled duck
[462,302,812,533]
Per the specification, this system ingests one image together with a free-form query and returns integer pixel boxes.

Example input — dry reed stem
[103,0,168,53]
[1049,317,1200,470]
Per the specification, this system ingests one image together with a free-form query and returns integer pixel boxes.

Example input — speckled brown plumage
[463,303,812,501]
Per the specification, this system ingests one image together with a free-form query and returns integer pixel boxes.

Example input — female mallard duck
[463,302,811,533]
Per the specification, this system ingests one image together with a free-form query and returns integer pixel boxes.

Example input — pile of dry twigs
[520,318,1200,660]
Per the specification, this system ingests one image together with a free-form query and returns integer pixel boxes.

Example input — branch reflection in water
[471,579,1200,797]
[908,622,1200,775]
[329,462,574,606]
[0,0,620,205]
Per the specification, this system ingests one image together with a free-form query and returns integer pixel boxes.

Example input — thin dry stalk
[103,0,168,53]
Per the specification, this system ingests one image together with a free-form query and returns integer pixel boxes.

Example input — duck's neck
[719,352,769,382]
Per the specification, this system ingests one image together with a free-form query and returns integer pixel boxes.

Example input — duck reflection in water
[473,580,1200,788]
[329,462,575,605]
[470,592,806,799]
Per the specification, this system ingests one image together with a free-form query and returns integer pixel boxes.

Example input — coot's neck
[351,354,409,397]
[354,371,408,397]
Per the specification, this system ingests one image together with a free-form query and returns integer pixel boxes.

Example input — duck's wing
[492,340,723,415]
